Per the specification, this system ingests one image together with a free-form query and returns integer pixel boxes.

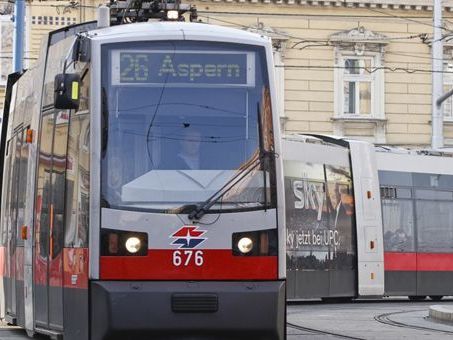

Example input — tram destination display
[111,50,255,86]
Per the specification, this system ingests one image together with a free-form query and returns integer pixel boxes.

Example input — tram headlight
[232,229,278,256]
[125,237,141,254]
[101,229,148,256]
[238,237,254,254]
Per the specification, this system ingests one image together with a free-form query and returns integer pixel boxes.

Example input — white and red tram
[0,18,286,340]
[284,134,453,301]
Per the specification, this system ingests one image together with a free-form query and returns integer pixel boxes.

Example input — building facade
[3,0,453,147]
[0,0,102,111]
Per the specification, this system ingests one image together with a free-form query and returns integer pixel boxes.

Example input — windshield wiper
[188,102,272,221]
[187,154,263,220]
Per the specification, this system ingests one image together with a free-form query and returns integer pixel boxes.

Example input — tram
[284,134,453,301]
[0,4,286,340]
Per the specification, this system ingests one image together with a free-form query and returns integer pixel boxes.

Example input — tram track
[286,322,366,340]
[374,310,453,335]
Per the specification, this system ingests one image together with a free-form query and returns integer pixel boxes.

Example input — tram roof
[87,21,271,46]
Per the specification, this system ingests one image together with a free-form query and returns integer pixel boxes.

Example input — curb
[429,305,453,323]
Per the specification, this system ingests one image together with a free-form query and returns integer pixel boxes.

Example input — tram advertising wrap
[285,160,357,299]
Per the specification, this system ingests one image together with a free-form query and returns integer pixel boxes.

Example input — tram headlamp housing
[232,229,278,256]
[101,229,148,256]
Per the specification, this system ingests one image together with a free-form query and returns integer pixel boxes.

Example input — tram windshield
[100,41,276,213]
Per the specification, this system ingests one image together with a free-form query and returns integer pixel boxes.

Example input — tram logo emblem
[170,226,207,249]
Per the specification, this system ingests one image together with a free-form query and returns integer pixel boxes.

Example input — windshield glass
[101,41,276,212]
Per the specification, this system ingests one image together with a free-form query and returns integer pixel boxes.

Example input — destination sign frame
[110,50,256,87]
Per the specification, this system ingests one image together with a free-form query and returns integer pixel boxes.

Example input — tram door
[34,110,69,331]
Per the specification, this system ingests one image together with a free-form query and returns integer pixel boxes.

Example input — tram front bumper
[90,280,285,340]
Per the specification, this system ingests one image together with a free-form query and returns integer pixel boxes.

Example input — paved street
[288,298,453,339]
[2,299,453,339]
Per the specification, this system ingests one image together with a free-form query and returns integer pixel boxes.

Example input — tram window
[382,199,415,252]
[42,36,76,107]
[378,171,412,187]
[16,129,29,245]
[0,150,12,246]
[39,172,51,258]
[396,188,412,199]
[7,135,22,253]
[415,189,453,201]
[416,200,453,253]
[51,172,67,258]
[64,70,90,248]
[413,173,453,190]
[49,109,70,258]
[35,113,55,259]
[101,42,274,211]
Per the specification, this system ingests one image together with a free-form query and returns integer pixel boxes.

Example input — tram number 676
[173,250,204,267]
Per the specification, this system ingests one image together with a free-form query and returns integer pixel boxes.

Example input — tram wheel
[408,295,426,301]
[429,295,443,301]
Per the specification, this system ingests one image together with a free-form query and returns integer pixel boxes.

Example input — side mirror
[54,73,80,110]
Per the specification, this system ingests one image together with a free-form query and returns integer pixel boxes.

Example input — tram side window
[42,36,76,107]
[0,142,13,246]
[8,135,22,253]
[35,113,55,259]
[64,69,90,248]
[36,34,89,255]
[47,109,71,259]
[39,172,51,257]
[0,150,11,246]
[416,199,453,253]
[381,198,415,252]
[16,129,29,246]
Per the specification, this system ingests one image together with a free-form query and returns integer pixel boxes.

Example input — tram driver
[161,126,203,170]
[174,128,202,170]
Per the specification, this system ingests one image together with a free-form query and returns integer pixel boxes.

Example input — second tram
[284,134,453,301]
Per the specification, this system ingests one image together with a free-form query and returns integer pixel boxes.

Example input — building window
[330,27,387,143]
[343,57,373,115]
[335,53,383,118]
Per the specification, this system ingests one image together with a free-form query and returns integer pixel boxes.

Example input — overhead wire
[197,14,427,45]
[198,11,453,72]
[275,64,453,74]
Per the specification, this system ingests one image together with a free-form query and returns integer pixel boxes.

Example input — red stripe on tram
[100,249,278,280]
[385,252,453,271]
